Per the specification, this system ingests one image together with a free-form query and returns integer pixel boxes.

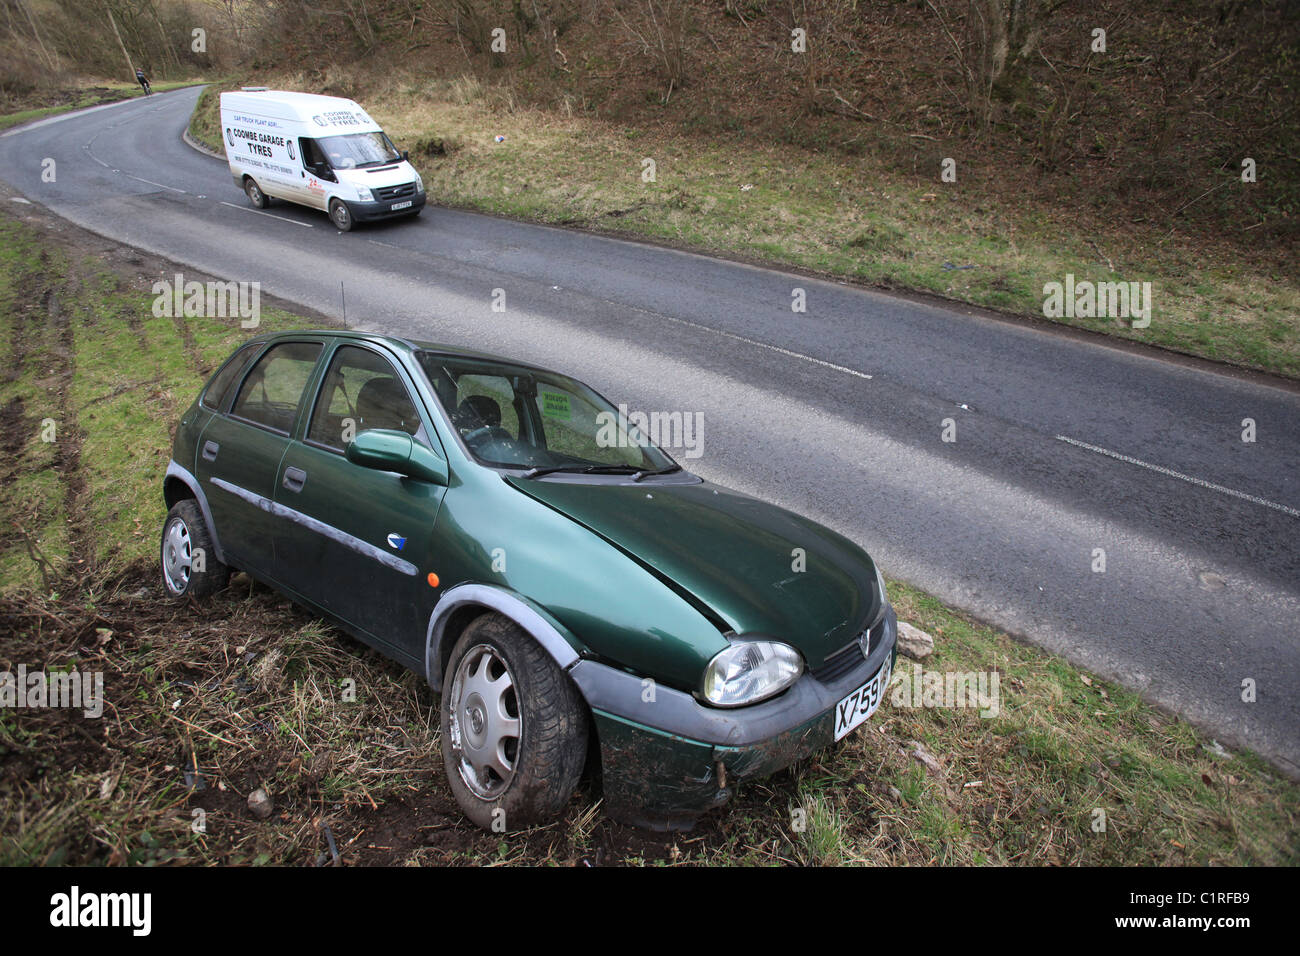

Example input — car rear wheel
[160,500,229,600]
[329,199,353,232]
[244,178,269,209]
[440,613,587,831]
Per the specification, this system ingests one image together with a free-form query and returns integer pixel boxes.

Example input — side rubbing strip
[210,477,418,576]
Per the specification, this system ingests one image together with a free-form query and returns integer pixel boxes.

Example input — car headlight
[701,639,803,707]
[355,186,373,202]
[414,171,425,193]
[874,562,887,607]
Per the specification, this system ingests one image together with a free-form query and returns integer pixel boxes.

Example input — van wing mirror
[346,429,448,485]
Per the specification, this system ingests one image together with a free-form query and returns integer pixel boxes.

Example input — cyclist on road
[135,68,151,95]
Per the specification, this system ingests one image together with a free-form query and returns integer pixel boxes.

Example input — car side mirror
[400,149,409,161]
[346,429,447,485]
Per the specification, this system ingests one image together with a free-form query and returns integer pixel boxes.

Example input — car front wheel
[440,613,588,830]
[329,199,353,231]
[160,499,229,600]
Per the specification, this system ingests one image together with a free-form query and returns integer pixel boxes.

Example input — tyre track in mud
[0,250,57,560]
[166,309,208,378]
[45,270,94,580]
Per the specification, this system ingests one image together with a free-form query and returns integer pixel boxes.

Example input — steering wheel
[463,425,514,446]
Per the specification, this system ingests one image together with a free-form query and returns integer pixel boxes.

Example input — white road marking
[658,313,873,380]
[219,201,313,227]
[124,174,186,194]
[1055,434,1300,518]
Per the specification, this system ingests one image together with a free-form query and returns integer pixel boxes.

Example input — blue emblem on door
[387,533,406,551]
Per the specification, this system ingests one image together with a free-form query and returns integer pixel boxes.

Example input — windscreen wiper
[631,464,683,482]
[521,464,642,479]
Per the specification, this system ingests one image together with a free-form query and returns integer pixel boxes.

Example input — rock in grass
[908,741,944,777]
[248,788,274,820]
[897,621,934,660]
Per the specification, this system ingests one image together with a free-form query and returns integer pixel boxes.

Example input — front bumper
[346,192,426,222]
[569,605,898,830]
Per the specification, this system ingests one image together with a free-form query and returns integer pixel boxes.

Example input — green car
[162,330,897,830]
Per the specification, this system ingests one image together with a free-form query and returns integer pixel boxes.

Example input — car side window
[201,342,262,412]
[308,345,422,450]
[229,341,322,434]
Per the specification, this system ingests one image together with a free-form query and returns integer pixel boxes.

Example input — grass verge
[0,80,199,132]
[0,207,1295,865]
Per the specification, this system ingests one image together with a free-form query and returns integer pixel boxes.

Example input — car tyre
[440,613,587,831]
[160,499,229,600]
[329,199,354,232]
[244,177,269,209]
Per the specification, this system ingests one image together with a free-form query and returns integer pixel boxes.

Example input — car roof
[245,329,560,376]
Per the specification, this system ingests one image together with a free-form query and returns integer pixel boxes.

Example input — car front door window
[307,346,424,450]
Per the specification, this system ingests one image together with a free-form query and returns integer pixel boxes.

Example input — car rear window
[230,341,323,434]
[201,342,262,412]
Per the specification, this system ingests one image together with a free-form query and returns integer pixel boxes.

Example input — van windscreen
[317,132,400,169]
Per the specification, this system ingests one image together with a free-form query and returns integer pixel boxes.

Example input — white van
[219,88,426,231]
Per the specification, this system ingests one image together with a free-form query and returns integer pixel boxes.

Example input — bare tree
[925,0,1068,132]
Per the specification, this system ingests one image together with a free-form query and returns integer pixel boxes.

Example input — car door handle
[282,466,307,493]
[202,440,219,462]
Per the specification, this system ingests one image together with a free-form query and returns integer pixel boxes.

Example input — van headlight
[701,639,803,707]
[355,186,373,202]
[414,171,425,193]
[874,563,887,606]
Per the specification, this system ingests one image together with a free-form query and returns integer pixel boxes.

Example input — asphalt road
[3,86,1297,775]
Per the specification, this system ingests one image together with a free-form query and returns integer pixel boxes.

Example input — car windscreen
[316,131,400,169]
[415,353,677,473]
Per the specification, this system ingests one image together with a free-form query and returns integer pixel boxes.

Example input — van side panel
[219,94,306,205]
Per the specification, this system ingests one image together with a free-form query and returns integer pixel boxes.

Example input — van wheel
[244,178,269,209]
[440,614,587,831]
[160,500,229,600]
[329,199,353,232]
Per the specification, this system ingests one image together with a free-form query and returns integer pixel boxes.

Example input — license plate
[390,200,413,210]
[833,655,892,741]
